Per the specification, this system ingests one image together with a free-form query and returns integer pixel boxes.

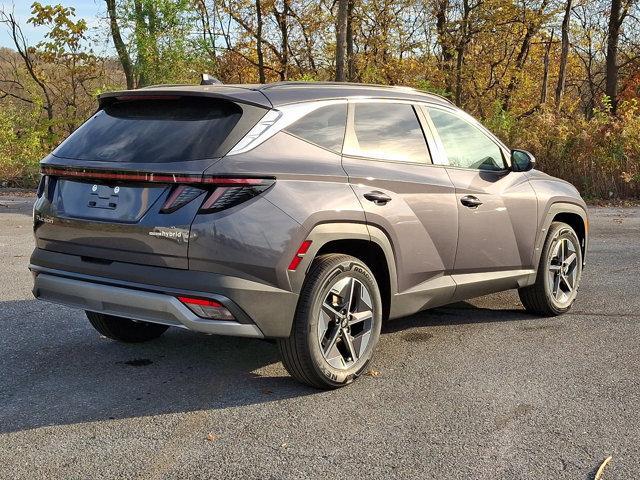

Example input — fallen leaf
[595,456,612,480]
[206,433,217,442]
[365,369,381,377]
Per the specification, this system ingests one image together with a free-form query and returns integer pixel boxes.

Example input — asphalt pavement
[0,193,638,479]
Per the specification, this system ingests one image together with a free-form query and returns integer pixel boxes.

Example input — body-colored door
[341,101,459,316]
[423,106,539,299]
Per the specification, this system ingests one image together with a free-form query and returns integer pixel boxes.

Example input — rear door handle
[364,191,392,205]
[460,195,483,208]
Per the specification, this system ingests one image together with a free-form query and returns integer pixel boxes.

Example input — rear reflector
[288,240,312,271]
[177,296,235,321]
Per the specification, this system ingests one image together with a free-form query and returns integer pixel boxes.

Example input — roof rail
[258,81,453,104]
[138,83,194,89]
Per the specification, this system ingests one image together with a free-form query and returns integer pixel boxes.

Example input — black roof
[256,81,452,107]
[100,81,453,109]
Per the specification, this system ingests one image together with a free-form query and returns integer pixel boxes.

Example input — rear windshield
[53,97,242,163]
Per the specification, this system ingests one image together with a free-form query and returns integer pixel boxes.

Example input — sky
[0,0,103,50]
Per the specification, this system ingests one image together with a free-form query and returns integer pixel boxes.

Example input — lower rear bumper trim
[33,273,264,338]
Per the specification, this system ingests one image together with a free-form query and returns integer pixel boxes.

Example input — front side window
[345,103,430,163]
[428,108,505,171]
[284,103,347,152]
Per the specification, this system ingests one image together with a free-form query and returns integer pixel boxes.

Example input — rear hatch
[34,91,269,269]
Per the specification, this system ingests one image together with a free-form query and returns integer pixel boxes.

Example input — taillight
[177,296,235,321]
[36,176,46,198]
[199,179,274,213]
[161,185,205,213]
[40,166,274,214]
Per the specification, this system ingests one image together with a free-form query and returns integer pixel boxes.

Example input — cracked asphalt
[0,194,638,479]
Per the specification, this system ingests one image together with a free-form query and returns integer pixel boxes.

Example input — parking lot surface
[0,194,638,479]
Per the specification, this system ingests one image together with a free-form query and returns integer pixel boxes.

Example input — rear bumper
[30,248,298,338]
[33,273,264,338]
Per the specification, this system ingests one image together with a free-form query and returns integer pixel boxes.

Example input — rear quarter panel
[192,132,366,292]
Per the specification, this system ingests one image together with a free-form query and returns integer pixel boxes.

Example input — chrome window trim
[227,99,348,156]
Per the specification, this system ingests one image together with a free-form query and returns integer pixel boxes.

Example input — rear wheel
[519,221,583,316]
[278,254,382,389]
[86,311,169,343]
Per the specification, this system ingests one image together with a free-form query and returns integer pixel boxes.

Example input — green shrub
[491,103,639,199]
[0,106,53,188]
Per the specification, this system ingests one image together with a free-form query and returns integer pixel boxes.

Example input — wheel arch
[288,222,398,322]
[534,202,588,269]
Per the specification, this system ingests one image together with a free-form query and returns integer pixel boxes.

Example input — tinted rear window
[345,103,430,163]
[53,97,242,163]
[284,104,347,152]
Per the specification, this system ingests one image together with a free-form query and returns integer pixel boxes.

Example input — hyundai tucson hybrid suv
[30,82,588,389]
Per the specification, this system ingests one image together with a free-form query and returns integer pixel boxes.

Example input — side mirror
[511,149,536,172]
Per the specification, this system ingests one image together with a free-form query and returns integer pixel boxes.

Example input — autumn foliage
[0,0,639,199]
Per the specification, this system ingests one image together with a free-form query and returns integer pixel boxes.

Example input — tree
[606,0,633,114]
[105,0,134,89]
[554,0,572,111]
[335,0,349,81]
[0,3,103,135]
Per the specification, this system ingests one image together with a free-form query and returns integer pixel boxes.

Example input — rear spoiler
[98,87,272,109]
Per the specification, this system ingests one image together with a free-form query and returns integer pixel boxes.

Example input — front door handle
[460,195,483,208]
[364,191,392,205]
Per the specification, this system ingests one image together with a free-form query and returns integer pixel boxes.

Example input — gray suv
[30,82,588,389]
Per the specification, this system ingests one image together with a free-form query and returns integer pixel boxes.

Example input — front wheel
[278,254,382,389]
[519,221,583,316]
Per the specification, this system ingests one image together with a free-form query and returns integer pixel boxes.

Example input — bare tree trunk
[606,0,624,114]
[335,0,348,81]
[434,0,454,94]
[454,0,472,105]
[195,0,216,66]
[346,0,355,81]
[133,0,149,87]
[280,0,289,80]
[105,0,134,89]
[503,0,549,111]
[255,0,266,83]
[554,0,572,111]
[541,29,554,104]
[0,11,54,133]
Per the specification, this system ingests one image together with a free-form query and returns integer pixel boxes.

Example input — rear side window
[53,97,242,163]
[345,103,430,163]
[284,104,347,152]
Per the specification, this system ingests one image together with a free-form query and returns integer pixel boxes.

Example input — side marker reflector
[288,240,312,271]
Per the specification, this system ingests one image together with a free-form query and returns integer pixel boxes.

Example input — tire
[278,254,383,389]
[519,221,583,316]
[86,311,169,343]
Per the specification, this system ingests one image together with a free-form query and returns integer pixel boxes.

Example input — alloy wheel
[317,276,374,369]
[547,236,580,307]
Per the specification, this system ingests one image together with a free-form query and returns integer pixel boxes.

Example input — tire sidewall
[542,224,582,313]
[303,259,382,387]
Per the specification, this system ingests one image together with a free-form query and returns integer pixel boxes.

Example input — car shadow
[382,300,533,334]
[1,297,532,434]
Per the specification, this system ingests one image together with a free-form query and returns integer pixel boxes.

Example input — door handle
[460,195,483,208]
[363,191,392,205]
